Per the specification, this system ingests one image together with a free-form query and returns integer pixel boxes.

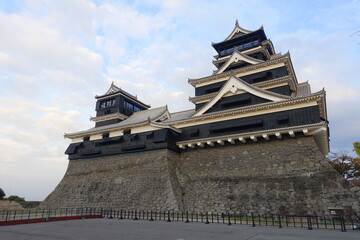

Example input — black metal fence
[1,208,359,232]
[0,208,102,226]
[101,209,360,232]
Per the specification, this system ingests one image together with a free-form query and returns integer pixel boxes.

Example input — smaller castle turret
[90,82,150,127]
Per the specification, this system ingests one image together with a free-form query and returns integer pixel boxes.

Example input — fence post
[324,215,327,229]
[251,213,256,227]
[109,209,113,219]
[118,209,123,220]
[307,215,313,230]
[13,210,17,221]
[278,214,282,228]
[340,214,346,232]
[185,211,190,223]
[134,209,138,220]
[150,210,154,221]
[205,212,210,224]
[166,211,171,222]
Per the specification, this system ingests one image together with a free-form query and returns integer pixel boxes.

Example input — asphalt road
[0,218,359,240]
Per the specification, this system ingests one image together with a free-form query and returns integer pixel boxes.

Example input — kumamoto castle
[41,22,360,215]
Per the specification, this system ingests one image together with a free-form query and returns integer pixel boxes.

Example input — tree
[327,151,360,179]
[353,142,360,156]
[6,195,25,202]
[0,188,5,200]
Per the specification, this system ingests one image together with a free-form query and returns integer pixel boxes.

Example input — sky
[0,0,359,201]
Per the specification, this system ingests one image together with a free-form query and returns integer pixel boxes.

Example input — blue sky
[0,0,359,200]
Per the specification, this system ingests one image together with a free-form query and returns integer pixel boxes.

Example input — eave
[261,39,276,55]
[189,76,293,104]
[213,43,271,61]
[64,120,181,139]
[176,121,329,155]
[65,106,173,139]
[168,90,326,126]
[213,40,273,64]
[96,90,151,109]
[90,112,128,122]
[189,53,296,88]
[192,75,291,117]
[212,27,266,50]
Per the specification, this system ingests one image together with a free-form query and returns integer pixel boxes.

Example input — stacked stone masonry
[41,136,360,215]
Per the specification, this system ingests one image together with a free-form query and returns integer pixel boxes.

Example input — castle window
[83,136,90,141]
[205,86,221,94]
[146,131,154,139]
[134,106,140,112]
[190,129,200,137]
[226,48,234,54]
[124,101,134,110]
[130,134,139,142]
[123,129,131,135]
[277,115,289,125]
[102,133,109,139]
[100,99,116,109]
[243,42,252,49]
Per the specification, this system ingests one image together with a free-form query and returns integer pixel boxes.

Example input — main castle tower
[41,22,359,215]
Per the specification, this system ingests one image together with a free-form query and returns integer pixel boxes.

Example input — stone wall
[40,149,183,211]
[179,137,360,215]
[0,201,24,210]
[41,136,360,215]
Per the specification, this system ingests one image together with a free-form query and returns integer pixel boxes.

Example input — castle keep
[41,22,360,215]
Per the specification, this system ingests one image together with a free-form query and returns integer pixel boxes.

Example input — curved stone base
[41,137,360,215]
[40,149,183,211]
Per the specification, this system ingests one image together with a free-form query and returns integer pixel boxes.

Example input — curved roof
[65,106,169,138]
[212,21,264,47]
[95,82,151,108]
[192,75,291,117]
[215,49,264,74]
[224,20,254,40]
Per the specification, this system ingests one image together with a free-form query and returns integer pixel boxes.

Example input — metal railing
[0,208,102,226]
[1,208,359,232]
[101,209,360,232]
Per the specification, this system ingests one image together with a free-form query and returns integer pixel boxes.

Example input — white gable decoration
[193,76,288,117]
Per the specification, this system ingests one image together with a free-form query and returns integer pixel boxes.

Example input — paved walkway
[0,218,359,240]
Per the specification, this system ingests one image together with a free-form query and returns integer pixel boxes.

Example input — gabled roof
[192,75,290,117]
[95,82,151,108]
[65,106,170,138]
[189,76,294,104]
[105,82,121,95]
[188,52,298,90]
[215,49,264,74]
[212,21,265,48]
[163,109,195,123]
[224,20,253,41]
